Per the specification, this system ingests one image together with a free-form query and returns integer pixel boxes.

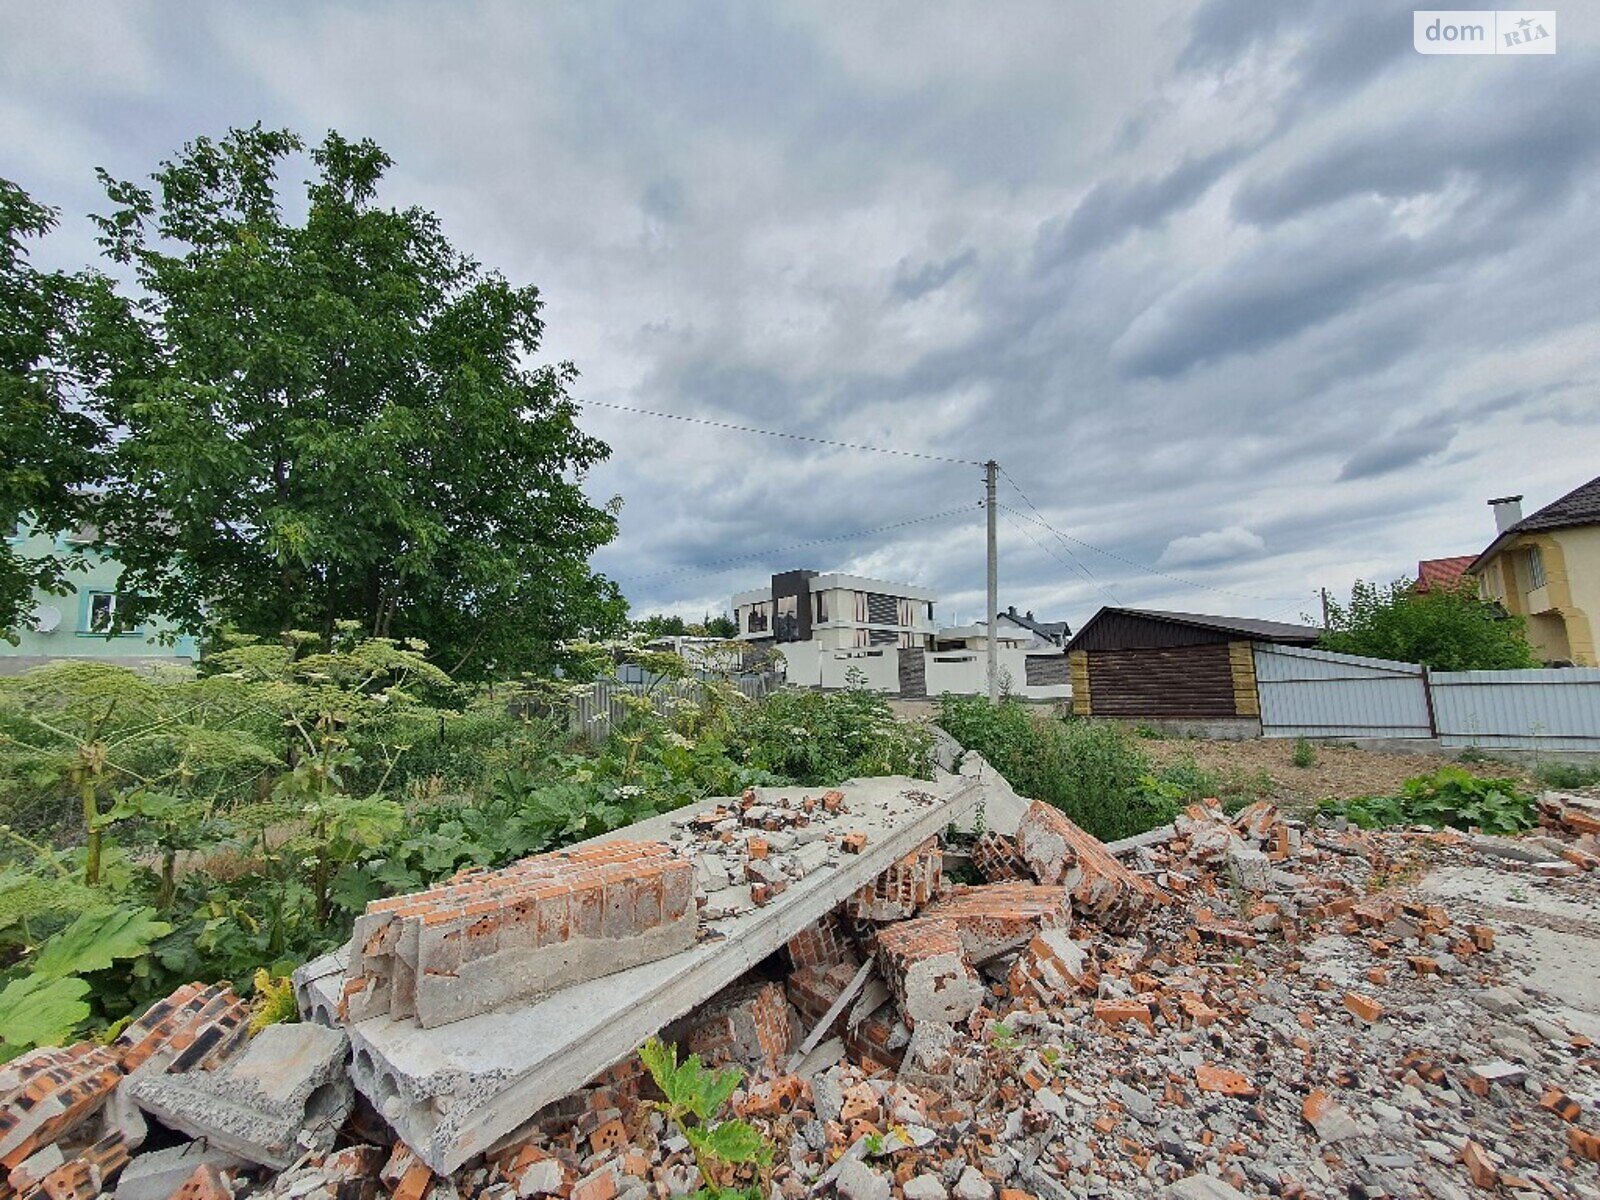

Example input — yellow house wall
[1471,527,1598,666]
[1548,527,1600,665]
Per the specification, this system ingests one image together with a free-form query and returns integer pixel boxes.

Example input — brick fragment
[0,1043,122,1173]
[847,838,941,922]
[1015,801,1157,931]
[1461,1139,1498,1188]
[970,832,1029,883]
[1092,999,1154,1033]
[1194,1064,1256,1097]
[682,981,798,1073]
[1342,991,1383,1023]
[345,839,696,1028]
[841,832,868,854]
[167,1163,233,1200]
[875,920,984,1025]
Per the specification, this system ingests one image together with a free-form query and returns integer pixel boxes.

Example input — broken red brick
[1462,1139,1499,1188]
[1195,1064,1256,1098]
[683,980,798,1073]
[167,1163,233,1200]
[1016,801,1159,931]
[1093,999,1155,1033]
[1541,1088,1581,1122]
[841,831,868,854]
[1342,992,1384,1023]
[0,1044,122,1173]
[847,838,941,922]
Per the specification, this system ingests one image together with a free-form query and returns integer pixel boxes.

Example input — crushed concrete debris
[9,774,1600,1200]
[126,1023,353,1169]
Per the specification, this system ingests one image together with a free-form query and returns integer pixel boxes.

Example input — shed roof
[1065,606,1321,653]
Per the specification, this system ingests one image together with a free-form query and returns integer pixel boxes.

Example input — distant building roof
[1415,556,1475,593]
[1065,607,1321,653]
[1469,473,1600,572]
[997,605,1070,645]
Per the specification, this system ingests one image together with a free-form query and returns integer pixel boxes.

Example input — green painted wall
[2,525,198,674]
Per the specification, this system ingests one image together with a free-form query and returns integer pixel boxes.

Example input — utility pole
[985,460,999,704]
[1319,587,1331,628]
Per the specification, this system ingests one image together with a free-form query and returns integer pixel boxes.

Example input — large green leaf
[29,906,172,979]
[0,974,92,1058]
[687,1120,770,1166]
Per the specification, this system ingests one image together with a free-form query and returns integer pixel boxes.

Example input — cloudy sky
[5,1,1598,630]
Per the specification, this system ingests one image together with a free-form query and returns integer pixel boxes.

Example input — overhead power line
[615,504,979,584]
[998,507,1124,609]
[577,400,984,466]
[996,468,1295,606]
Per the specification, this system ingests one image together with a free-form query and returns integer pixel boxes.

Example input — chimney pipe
[1488,495,1524,534]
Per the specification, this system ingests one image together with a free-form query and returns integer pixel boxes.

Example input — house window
[897,632,922,649]
[813,592,828,623]
[85,592,139,635]
[746,602,771,634]
[774,594,799,641]
[1528,546,1546,591]
[852,591,868,623]
[896,598,918,627]
[851,628,872,648]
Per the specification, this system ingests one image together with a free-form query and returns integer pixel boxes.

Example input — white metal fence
[1254,645,1433,739]
[1253,644,1600,750]
[1430,667,1600,751]
[566,676,774,742]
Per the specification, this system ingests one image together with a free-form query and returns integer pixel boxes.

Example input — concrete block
[956,752,1032,835]
[113,1142,247,1200]
[305,775,980,1174]
[126,1023,353,1169]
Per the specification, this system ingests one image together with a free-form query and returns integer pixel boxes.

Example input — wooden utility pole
[985,460,999,704]
[1320,587,1331,627]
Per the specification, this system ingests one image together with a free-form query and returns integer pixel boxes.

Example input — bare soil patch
[1140,735,1537,811]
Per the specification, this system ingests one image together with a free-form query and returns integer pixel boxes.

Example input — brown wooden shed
[1064,608,1321,721]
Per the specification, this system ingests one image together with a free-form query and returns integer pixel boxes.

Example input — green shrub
[1292,737,1317,769]
[936,696,1172,840]
[730,687,931,785]
[1536,761,1600,790]
[1318,767,1534,834]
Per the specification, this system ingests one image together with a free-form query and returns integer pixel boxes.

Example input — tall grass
[935,696,1177,841]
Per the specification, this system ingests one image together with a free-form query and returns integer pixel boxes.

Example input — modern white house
[730,569,1068,700]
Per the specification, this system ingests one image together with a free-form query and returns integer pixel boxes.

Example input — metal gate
[1253,644,1432,739]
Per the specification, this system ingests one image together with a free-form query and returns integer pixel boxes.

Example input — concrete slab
[1417,864,1600,1040]
[297,774,979,1174]
[126,1023,352,1169]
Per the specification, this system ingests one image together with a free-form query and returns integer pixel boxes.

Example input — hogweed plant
[639,1037,771,1200]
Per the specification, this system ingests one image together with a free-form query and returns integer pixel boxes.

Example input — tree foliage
[0,179,109,639]
[80,126,625,677]
[1318,577,1539,671]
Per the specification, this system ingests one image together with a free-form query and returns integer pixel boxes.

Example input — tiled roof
[1415,556,1475,593]
[1512,474,1600,532]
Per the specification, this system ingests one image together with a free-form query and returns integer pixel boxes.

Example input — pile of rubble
[7,773,1600,1200]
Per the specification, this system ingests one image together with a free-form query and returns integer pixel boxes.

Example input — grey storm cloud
[4,0,1600,629]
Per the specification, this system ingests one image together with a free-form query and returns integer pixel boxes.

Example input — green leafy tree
[82,126,625,677]
[702,613,738,639]
[635,613,689,639]
[1319,578,1539,671]
[0,179,110,639]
